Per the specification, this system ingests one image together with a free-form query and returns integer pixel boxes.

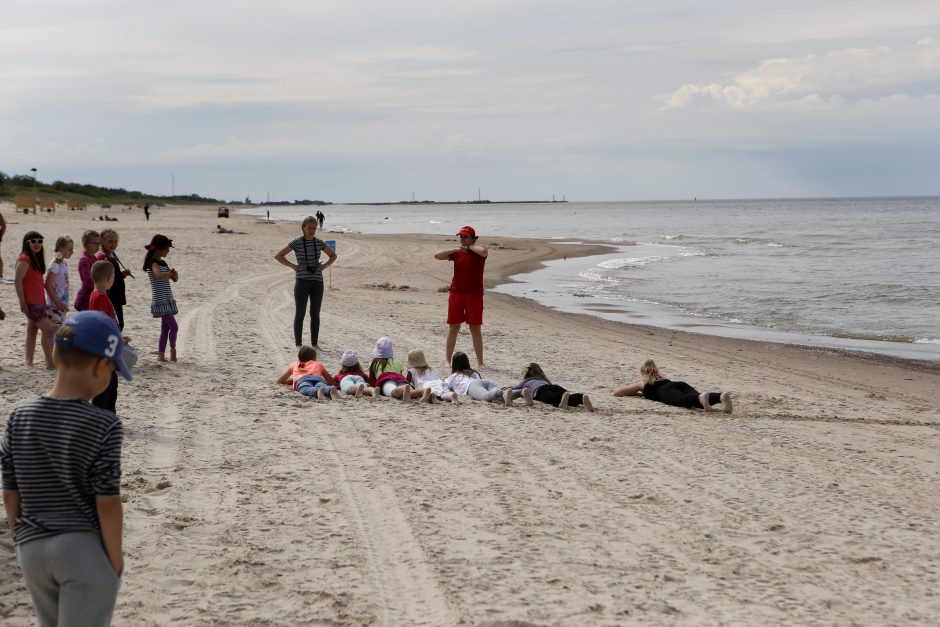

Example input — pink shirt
[74,251,97,310]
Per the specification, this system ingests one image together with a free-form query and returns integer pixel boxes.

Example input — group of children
[10,229,181,411]
[278,337,595,411]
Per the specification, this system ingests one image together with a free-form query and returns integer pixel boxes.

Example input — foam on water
[244,197,940,360]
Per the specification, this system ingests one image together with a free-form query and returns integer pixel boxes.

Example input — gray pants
[466,380,523,402]
[16,532,121,627]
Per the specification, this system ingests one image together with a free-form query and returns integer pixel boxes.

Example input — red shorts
[447,291,483,325]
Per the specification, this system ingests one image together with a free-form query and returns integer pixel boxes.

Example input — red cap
[457,226,476,237]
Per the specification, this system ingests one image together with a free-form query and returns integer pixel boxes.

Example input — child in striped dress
[142,234,179,362]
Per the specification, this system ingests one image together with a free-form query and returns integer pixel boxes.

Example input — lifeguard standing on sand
[435,225,488,368]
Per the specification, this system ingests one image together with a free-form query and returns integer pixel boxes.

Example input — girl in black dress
[613,359,732,413]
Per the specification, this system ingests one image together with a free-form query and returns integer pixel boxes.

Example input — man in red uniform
[434,225,489,368]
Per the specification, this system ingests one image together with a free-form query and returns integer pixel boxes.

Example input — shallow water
[242,197,940,361]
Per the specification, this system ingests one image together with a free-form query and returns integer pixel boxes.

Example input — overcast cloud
[2,0,938,201]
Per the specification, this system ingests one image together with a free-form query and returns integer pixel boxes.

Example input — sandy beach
[1,203,939,625]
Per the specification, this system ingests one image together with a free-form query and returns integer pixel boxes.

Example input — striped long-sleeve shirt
[0,396,123,545]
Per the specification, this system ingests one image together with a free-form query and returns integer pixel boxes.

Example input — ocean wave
[678,248,706,258]
[767,242,785,248]
[914,337,940,344]
[596,256,669,270]
[661,234,682,240]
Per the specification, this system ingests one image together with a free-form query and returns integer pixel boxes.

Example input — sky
[2,0,939,202]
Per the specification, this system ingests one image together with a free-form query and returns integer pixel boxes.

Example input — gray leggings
[16,531,121,627]
[293,278,324,346]
[466,380,523,402]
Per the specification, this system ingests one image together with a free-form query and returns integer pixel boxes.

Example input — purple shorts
[25,303,49,322]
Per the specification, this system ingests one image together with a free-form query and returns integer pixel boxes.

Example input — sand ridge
[1,203,938,625]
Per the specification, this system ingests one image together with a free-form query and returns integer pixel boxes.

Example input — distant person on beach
[96,229,133,331]
[444,352,524,406]
[15,232,56,368]
[274,216,337,348]
[613,359,733,413]
[316,210,325,228]
[45,235,74,326]
[74,230,100,311]
[510,363,593,411]
[143,234,179,362]
[1,311,129,627]
[0,209,6,276]
[434,225,488,368]
[368,337,433,402]
[143,203,150,221]
[276,345,341,400]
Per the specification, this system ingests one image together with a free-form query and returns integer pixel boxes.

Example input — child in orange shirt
[277,345,340,400]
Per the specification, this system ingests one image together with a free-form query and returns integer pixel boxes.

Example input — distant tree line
[0,170,222,204]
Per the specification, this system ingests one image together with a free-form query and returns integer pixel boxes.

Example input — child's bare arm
[276,368,293,385]
[150,262,174,280]
[44,270,67,311]
[323,370,336,386]
[3,489,21,534]
[96,495,123,575]
[613,382,644,397]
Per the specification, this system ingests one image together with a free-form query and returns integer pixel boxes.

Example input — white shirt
[45,260,69,307]
[409,367,445,395]
[443,372,481,395]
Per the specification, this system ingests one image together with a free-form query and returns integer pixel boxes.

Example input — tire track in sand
[257,271,457,626]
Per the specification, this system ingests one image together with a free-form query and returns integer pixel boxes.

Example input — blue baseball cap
[54,311,132,381]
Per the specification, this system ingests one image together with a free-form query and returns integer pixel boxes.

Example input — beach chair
[15,194,35,214]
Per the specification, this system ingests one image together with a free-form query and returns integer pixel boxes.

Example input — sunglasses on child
[28,238,44,245]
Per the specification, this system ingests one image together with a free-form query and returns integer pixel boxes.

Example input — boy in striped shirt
[1,310,132,626]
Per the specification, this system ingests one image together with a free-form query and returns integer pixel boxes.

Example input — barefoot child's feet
[720,392,733,414]
[583,394,594,412]
[316,388,326,400]
[522,388,533,407]
[503,389,514,406]
[354,383,365,398]
[371,387,380,398]
[329,387,340,401]
[699,393,711,411]
[420,388,433,403]
[559,391,570,410]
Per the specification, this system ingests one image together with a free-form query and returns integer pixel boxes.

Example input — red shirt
[17,253,46,305]
[89,290,117,322]
[449,249,485,295]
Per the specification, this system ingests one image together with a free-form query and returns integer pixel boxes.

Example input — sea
[241,197,940,362]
